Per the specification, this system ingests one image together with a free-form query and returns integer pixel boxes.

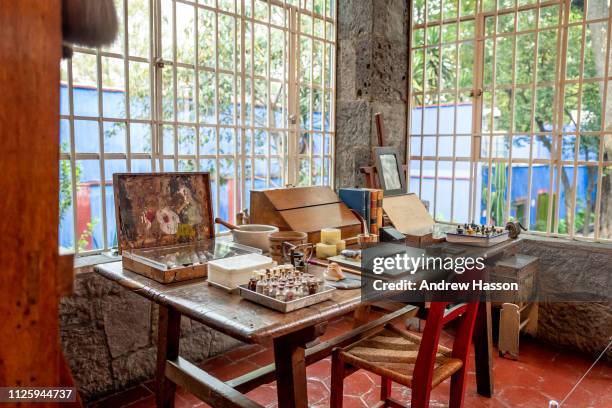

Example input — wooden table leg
[353,303,372,328]
[273,323,327,408]
[157,305,181,408]
[473,301,494,397]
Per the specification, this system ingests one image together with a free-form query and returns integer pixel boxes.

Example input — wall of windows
[409,0,612,241]
[60,0,336,254]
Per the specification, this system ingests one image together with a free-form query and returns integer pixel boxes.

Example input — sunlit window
[59,0,336,254]
[409,0,612,241]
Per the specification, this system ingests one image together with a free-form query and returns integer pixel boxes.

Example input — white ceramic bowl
[231,224,279,252]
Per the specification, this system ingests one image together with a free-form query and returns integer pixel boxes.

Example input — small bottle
[269,282,278,299]
[276,284,286,301]
[256,277,266,294]
[308,281,318,295]
[262,280,271,297]
[294,282,304,298]
[316,277,324,292]
[285,284,296,302]
[248,274,258,291]
[301,278,309,295]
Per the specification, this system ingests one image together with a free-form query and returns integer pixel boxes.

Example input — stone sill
[520,234,612,253]
[73,252,120,274]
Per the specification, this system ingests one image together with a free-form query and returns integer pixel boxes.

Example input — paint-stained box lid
[113,172,214,252]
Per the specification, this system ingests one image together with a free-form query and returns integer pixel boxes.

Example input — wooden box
[249,186,362,243]
[114,172,220,283]
[490,254,538,304]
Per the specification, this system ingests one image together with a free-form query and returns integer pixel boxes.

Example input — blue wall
[59,85,327,250]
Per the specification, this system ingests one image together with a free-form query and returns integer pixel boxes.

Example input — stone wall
[517,237,612,359]
[60,270,241,402]
[335,0,409,188]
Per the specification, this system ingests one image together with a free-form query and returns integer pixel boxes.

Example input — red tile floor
[90,315,612,408]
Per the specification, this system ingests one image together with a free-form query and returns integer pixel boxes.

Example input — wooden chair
[330,302,479,408]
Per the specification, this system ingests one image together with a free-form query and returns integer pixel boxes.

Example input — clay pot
[268,231,308,263]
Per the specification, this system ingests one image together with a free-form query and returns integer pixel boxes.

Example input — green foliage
[59,143,79,222]
[78,218,99,251]
[481,164,507,225]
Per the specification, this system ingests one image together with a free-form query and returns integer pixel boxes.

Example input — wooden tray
[122,240,260,284]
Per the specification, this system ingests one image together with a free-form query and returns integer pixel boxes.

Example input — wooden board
[0,0,65,397]
[113,172,214,252]
[258,186,340,210]
[250,186,361,243]
[382,194,434,236]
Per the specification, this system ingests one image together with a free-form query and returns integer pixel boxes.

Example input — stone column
[335,0,409,188]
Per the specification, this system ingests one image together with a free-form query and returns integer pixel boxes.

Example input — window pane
[72,52,98,117]
[128,0,150,58]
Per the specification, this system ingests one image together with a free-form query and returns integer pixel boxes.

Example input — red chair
[330,302,479,408]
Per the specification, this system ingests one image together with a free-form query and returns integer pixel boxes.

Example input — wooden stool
[331,302,479,408]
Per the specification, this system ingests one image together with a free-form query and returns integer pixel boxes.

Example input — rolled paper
[335,239,346,252]
[316,242,337,259]
[321,228,341,244]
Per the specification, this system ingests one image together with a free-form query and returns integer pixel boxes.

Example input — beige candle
[321,228,341,244]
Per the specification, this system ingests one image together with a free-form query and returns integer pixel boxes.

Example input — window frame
[407,0,612,242]
[60,0,337,256]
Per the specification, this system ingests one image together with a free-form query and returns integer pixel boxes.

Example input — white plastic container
[207,253,275,290]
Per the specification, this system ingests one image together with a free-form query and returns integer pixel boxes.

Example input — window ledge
[521,233,612,253]
[73,252,120,274]
[67,234,611,275]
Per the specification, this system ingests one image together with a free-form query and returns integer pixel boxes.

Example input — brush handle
[214,218,237,230]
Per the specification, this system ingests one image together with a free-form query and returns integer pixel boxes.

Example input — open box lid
[113,172,214,252]
[382,193,435,236]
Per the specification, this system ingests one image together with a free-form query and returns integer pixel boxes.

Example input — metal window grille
[408,0,612,242]
[59,0,337,255]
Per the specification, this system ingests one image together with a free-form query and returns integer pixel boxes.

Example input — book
[338,188,371,232]
[364,188,383,234]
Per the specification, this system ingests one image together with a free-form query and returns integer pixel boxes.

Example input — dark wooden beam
[156,306,181,408]
[228,304,418,394]
[165,357,264,408]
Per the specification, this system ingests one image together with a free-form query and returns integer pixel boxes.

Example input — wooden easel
[359,113,408,189]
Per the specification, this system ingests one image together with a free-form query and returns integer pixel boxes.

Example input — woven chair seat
[339,324,463,389]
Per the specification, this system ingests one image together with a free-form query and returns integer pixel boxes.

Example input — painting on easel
[113,172,214,252]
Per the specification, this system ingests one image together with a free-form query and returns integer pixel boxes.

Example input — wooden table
[95,238,521,407]
[96,262,417,408]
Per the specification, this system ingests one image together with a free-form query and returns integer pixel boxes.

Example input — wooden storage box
[490,254,538,304]
[114,172,236,283]
[249,186,362,243]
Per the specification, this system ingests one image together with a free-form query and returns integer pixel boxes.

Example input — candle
[335,239,346,252]
[316,242,337,259]
[320,228,341,244]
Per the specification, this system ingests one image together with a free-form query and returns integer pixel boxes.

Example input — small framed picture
[373,146,406,196]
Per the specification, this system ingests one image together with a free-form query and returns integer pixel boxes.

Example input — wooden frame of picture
[373,146,407,196]
[113,172,214,253]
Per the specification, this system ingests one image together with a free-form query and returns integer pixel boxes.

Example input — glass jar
[276,284,286,301]
[256,278,266,294]
[269,283,278,299]
[248,276,258,291]
[285,284,296,301]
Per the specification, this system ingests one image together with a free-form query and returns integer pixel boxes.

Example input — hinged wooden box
[114,172,259,283]
[249,186,361,243]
